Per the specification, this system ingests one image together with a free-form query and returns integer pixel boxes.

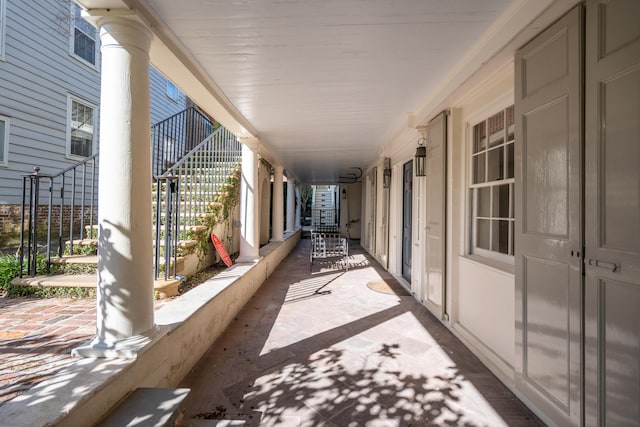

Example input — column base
[72,327,162,359]
[235,255,262,264]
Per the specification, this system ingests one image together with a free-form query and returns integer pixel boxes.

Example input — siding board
[0,0,188,206]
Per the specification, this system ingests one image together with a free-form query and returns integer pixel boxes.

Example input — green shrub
[0,253,21,289]
[3,284,95,299]
[0,253,60,292]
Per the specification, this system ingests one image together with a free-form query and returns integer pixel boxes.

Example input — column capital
[85,10,153,54]
[273,165,284,174]
[239,137,260,151]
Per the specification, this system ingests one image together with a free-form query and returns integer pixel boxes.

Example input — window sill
[65,154,93,162]
[462,253,514,275]
[69,52,99,73]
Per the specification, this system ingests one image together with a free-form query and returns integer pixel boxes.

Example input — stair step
[50,255,97,264]
[85,224,207,233]
[97,388,190,427]
[11,274,183,298]
[50,255,185,267]
[66,238,198,249]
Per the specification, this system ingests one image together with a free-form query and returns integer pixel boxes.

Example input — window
[71,4,96,65]
[470,105,515,263]
[0,0,5,60]
[166,81,180,101]
[0,115,9,166]
[67,96,96,158]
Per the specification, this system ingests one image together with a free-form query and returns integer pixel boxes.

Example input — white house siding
[149,66,187,126]
[0,0,100,205]
[0,2,187,209]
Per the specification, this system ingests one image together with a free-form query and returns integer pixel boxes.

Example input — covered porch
[3,0,638,425]
[0,238,542,426]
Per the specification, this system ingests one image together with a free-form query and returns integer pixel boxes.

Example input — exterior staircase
[311,185,338,231]
[13,110,242,298]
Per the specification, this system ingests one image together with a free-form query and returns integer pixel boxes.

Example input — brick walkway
[0,297,169,407]
[0,298,95,405]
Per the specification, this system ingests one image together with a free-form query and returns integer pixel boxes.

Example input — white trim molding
[0,114,9,167]
[0,0,6,61]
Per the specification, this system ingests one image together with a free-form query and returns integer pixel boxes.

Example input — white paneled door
[517,1,640,425]
[402,161,413,282]
[584,0,640,425]
[422,112,447,318]
[515,6,583,426]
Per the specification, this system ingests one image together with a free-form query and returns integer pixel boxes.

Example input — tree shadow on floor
[183,239,543,426]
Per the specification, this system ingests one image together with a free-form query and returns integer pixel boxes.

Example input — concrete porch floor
[180,239,543,426]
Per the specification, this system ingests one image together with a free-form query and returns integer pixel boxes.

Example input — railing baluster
[19,175,27,278]
[90,159,96,239]
[174,178,180,279]
[154,176,162,280]
[58,175,64,257]
[45,177,53,273]
[80,163,86,241]
[69,168,76,255]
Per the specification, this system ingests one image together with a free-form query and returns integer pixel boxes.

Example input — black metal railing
[152,107,218,177]
[18,108,241,280]
[154,171,180,281]
[19,155,99,276]
[153,125,242,279]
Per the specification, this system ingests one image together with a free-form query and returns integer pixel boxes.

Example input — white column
[286,179,295,233]
[74,14,155,358]
[295,185,301,229]
[237,139,261,262]
[271,165,284,242]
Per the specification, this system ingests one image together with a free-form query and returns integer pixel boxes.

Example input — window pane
[506,106,515,142]
[510,183,515,217]
[477,219,490,250]
[167,81,179,101]
[488,110,504,148]
[71,136,91,157]
[493,184,510,218]
[492,220,510,254]
[74,29,95,64]
[473,122,486,153]
[510,221,514,255]
[70,100,94,157]
[506,142,514,179]
[478,187,491,218]
[487,146,504,181]
[473,153,485,184]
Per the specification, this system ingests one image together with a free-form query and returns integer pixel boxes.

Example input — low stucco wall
[0,230,301,427]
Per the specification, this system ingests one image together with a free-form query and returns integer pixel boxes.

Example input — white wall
[373,60,518,385]
[455,257,515,379]
[447,61,515,378]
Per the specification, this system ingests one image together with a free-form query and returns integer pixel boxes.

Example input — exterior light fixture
[415,126,427,177]
[383,157,391,188]
[342,188,347,199]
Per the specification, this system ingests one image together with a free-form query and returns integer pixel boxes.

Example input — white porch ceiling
[84,0,524,183]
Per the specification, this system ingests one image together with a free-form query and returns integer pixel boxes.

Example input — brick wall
[0,204,98,234]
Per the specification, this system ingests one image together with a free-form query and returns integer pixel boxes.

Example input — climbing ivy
[195,164,241,266]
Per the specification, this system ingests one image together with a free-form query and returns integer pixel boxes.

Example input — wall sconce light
[342,188,347,199]
[383,157,391,188]
[415,126,427,177]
